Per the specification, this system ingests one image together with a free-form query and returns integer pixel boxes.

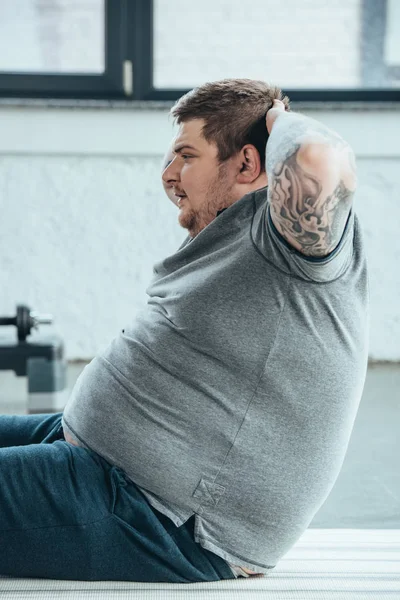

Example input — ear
[236,144,261,184]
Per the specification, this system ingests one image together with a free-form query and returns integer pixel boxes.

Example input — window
[0,0,129,99]
[0,0,399,101]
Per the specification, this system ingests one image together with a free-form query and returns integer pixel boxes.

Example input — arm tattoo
[269,146,353,256]
[266,114,356,257]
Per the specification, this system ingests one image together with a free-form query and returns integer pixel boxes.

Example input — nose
[162,156,180,187]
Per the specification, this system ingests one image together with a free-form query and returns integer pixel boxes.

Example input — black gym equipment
[0,304,68,413]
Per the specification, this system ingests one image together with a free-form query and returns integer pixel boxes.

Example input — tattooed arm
[265,103,357,258]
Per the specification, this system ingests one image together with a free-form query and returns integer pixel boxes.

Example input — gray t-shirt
[62,186,369,575]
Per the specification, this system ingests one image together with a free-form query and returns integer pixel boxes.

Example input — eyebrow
[173,144,198,154]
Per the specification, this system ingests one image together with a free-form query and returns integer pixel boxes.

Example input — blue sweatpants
[0,412,234,582]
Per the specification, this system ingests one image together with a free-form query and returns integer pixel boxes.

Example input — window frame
[361,0,400,88]
[0,0,129,100]
[0,0,399,102]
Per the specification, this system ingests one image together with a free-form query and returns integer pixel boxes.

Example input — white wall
[0,103,399,361]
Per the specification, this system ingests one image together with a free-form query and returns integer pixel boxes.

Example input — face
[161,119,238,238]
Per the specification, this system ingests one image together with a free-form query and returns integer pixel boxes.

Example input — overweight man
[0,79,369,582]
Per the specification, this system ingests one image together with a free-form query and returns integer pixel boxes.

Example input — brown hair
[170,78,290,171]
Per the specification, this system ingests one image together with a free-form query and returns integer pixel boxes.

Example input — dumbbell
[0,304,53,342]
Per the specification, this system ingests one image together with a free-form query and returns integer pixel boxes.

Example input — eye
[181,154,192,160]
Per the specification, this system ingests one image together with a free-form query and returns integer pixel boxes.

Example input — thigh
[0,438,115,579]
[0,439,233,582]
[0,412,63,448]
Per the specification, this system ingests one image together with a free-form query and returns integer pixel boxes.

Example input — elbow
[305,142,358,194]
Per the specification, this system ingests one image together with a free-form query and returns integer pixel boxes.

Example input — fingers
[266,99,287,134]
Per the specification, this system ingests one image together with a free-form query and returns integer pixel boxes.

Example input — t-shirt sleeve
[251,199,355,283]
[266,203,355,282]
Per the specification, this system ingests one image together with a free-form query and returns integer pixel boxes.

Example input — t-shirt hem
[195,534,271,576]
[137,487,191,528]
[61,417,91,450]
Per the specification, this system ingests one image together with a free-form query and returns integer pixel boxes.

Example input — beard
[179,163,235,238]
